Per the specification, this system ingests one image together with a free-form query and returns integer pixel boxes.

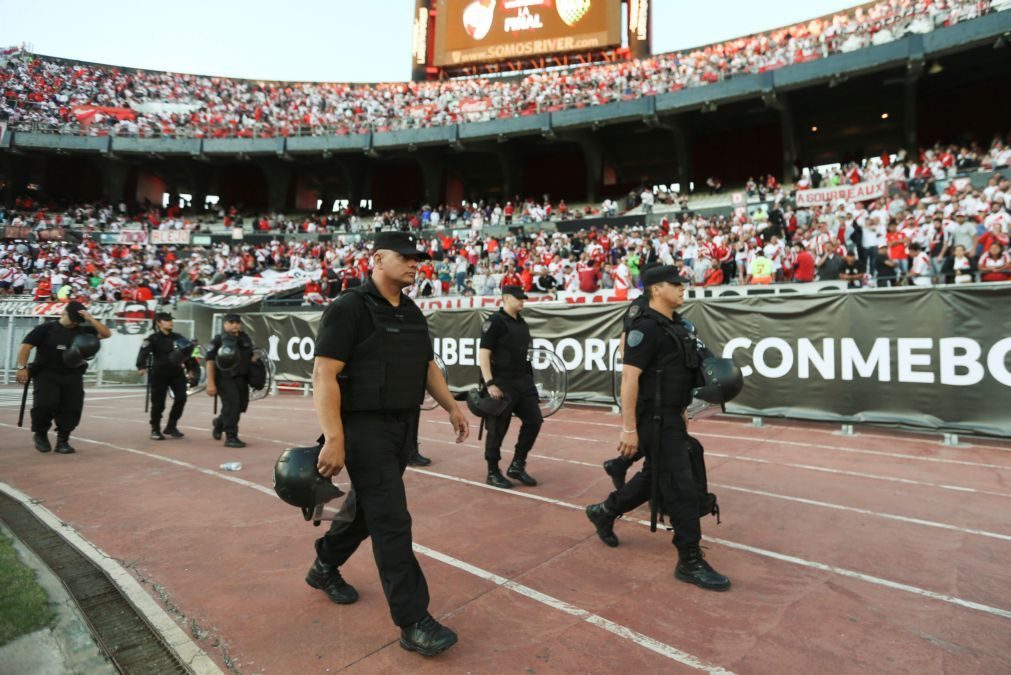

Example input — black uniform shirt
[480,308,531,377]
[622,295,650,334]
[315,279,433,363]
[22,320,98,374]
[137,330,186,370]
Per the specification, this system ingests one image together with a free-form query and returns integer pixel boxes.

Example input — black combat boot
[407,447,432,466]
[400,614,458,656]
[211,416,223,441]
[33,432,52,453]
[151,427,165,441]
[486,469,513,489]
[305,558,359,604]
[163,425,184,439]
[506,460,537,486]
[224,436,246,448]
[675,547,731,591]
[585,502,619,547]
[54,435,77,454]
[602,458,628,490]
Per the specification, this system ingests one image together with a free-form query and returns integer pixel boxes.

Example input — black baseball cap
[641,265,683,287]
[155,312,174,322]
[502,285,529,300]
[223,313,242,323]
[373,231,429,259]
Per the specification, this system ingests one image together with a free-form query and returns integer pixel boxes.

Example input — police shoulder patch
[628,304,641,318]
[627,329,645,348]
[482,319,493,333]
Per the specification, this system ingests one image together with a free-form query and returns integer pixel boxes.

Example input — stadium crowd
[2,134,1009,304]
[1,0,1001,139]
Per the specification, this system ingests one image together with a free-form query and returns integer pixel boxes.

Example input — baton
[649,369,662,533]
[17,374,31,428]
[144,354,153,413]
[213,394,218,415]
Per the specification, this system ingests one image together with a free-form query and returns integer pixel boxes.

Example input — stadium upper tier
[1,0,1008,156]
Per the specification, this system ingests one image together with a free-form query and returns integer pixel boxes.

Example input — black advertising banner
[241,313,322,383]
[237,284,1011,437]
[426,303,627,401]
[683,284,1011,437]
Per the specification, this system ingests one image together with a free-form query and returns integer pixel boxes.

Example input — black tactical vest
[634,310,702,411]
[339,287,430,412]
[32,321,94,375]
[490,310,532,377]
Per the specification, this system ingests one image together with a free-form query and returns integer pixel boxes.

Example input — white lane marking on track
[0,393,146,407]
[0,423,727,672]
[419,420,1011,499]
[0,480,224,674]
[59,414,1011,620]
[505,447,1011,542]
[414,543,733,674]
[405,466,1011,621]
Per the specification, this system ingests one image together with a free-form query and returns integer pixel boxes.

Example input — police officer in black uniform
[137,312,191,440]
[16,301,111,454]
[310,231,470,657]
[585,265,731,591]
[206,314,256,448]
[479,285,542,489]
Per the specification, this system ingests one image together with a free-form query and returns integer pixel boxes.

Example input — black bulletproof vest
[635,310,702,411]
[340,287,430,412]
[145,331,184,369]
[490,310,532,376]
[33,321,92,375]
[216,333,253,377]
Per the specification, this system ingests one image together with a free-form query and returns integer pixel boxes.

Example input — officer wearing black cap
[137,312,191,440]
[309,231,470,657]
[584,265,731,591]
[478,284,542,489]
[16,301,112,454]
[206,313,257,448]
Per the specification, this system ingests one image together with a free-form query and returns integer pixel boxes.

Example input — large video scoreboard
[413,0,651,79]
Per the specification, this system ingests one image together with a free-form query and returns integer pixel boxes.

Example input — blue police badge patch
[628,304,641,318]
[627,330,645,348]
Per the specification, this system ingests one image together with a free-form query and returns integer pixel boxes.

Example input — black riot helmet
[692,357,744,405]
[273,444,346,525]
[63,333,101,368]
[466,387,512,418]
[215,336,239,373]
[168,337,195,368]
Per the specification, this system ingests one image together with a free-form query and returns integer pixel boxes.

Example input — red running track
[0,387,1008,673]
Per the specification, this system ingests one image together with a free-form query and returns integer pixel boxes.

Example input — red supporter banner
[36,227,66,241]
[71,105,137,126]
[3,225,32,240]
[150,229,191,245]
[794,180,888,207]
[117,229,149,245]
[459,98,492,116]
[406,104,438,119]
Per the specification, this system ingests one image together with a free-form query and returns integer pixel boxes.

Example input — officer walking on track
[479,285,542,489]
[137,312,191,440]
[206,313,257,448]
[16,301,111,454]
[309,231,470,657]
[585,265,732,591]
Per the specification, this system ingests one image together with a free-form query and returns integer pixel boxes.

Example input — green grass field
[0,529,55,646]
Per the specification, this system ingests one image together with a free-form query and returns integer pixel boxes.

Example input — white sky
[1,0,862,82]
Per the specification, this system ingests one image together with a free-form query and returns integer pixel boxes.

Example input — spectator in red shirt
[793,244,816,282]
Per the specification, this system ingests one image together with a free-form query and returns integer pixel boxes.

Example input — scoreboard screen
[432,0,623,67]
